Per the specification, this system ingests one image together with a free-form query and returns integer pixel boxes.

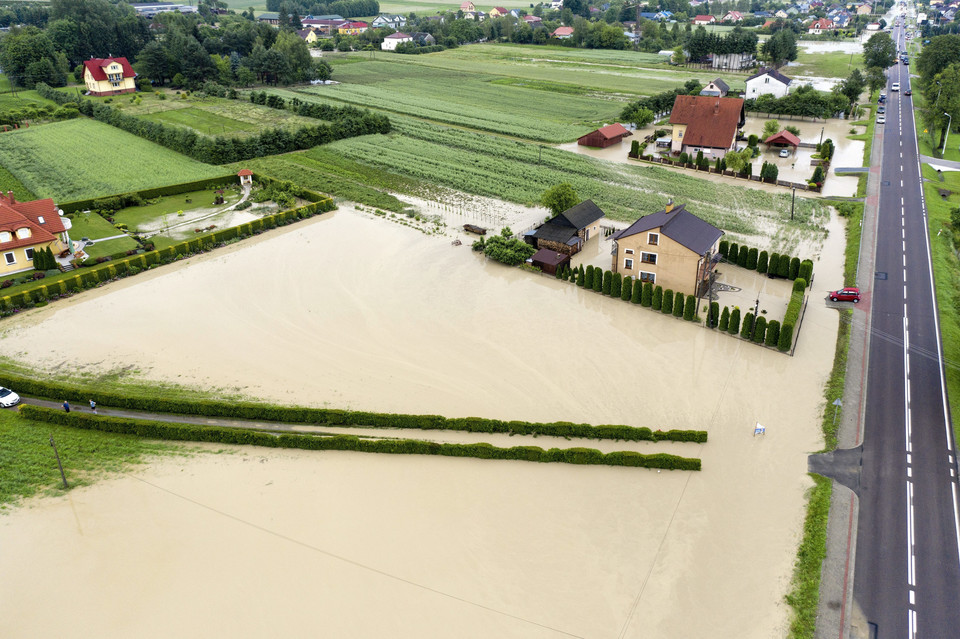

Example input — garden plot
[0,119,229,201]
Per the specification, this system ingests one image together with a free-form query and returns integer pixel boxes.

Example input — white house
[745,67,793,99]
[372,14,406,29]
[807,17,834,34]
[381,32,412,50]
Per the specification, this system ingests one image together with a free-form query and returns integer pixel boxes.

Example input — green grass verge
[920,165,960,432]
[67,210,123,241]
[819,310,852,451]
[0,407,176,509]
[785,475,833,639]
[82,236,140,260]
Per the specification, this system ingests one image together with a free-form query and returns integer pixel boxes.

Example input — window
[647,233,659,246]
[678,130,683,138]
[641,252,657,265]
[25,248,34,261]
[625,248,634,255]
[624,258,634,270]
[37,216,45,224]
[3,252,14,265]
[765,77,770,84]
[16,227,30,239]
[0,231,10,243]
[639,271,656,283]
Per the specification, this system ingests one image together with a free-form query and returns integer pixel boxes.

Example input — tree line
[265,0,379,19]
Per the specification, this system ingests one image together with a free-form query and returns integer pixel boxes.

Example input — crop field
[142,107,253,136]
[790,50,858,79]
[298,62,621,142]
[0,119,231,202]
[338,44,748,97]
[0,164,36,202]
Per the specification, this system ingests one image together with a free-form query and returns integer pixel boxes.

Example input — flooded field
[0,205,846,637]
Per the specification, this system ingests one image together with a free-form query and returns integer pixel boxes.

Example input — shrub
[673,291,684,317]
[741,312,754,338]
[777,253,790,278]
[719,306,730,331]
[585,265,594,289]
[789,257,801,280]
[622,276,633,301]
[765,319,781,347]
[611,272,622,298]
[747,248,758,270]
[779,322,794,351]
[602,270,612,295]
[729,307,741,334]
[757,250,769,274]
[708,301,720,328]
[683,294,697,321]
[798,259,814,285]
[719,240,729,258]
[793,277,807,293]
[737,245,749,267]
[593,270,603,292]
[652,285,663,311]
[641,281,653,307]
[769,252,780,276]
[728,243,739,263]
[752,316,767,343]
[577,266,585,287]
[661,288,674,313]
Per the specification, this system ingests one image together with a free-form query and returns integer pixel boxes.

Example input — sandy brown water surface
[0,205,845,637]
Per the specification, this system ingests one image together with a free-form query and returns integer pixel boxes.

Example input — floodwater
[742,116,865,197]
[0,205,846,638]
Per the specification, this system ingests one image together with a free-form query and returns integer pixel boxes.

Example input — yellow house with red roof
[82,57,137,96]
[489,6,508,17]
[0,192,71,276]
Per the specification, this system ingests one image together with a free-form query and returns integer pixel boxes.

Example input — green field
[142,107,254,136]
[67,211,123,241]
[0,164,36,201]
[113,188,244,233]
[0,119,231,202]
[791,50,859,79]
[298,60,621,142]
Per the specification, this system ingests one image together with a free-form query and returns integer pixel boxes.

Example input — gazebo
[763,130,801,150]
[237,168,253,186]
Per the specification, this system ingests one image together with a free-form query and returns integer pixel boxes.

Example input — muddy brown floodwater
[0,204,846,638]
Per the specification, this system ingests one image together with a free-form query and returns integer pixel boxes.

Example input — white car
[877,115,886,124]
[779,148,790,158]
[892,83,900,92]
[0,386,20,408]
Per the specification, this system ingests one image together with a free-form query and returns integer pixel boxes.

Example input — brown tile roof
[764,130,801,146]
[595,123,632,139]
[9,196,65,234]
[0,204,57,251]
[669,95,744,150]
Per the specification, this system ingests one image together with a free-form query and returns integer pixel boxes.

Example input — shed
[237,168,254,186]
[577,123,633,148]
[763,130,801,149]
[529,247,570,275]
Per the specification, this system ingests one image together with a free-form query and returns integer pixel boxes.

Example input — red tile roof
[595,123,632,139]
[237,169,253,176]
[809,18,834,29]
[694,14,715,21]
[82,57,136,82]
[764,130,801,147]
[669,95,745,150]
[0,200,58,251]
[552,26,574,36]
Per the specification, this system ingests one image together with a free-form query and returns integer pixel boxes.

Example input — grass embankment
[0,407,175,509]
[920,165,960,432]
[785,475,834,639]
[912,90,960,163]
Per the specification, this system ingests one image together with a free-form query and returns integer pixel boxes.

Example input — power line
[123,471,585,638]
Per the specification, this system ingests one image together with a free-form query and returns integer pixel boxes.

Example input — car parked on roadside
[0,386,20,408]
[878,105,886,114]
[830,287,861,303]
[877,114,886,124]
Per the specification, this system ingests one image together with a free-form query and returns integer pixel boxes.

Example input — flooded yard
[0,205,846,638]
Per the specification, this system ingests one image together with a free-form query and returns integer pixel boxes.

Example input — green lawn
[113,188,243,233]
[920,164,960,434]
[0,407,175,509]
[791,50,860,79]
[82,236,139,259]
[142,107,253,136]
[0,87,58,111]
[67,211,123,241]
[0,119,231,202]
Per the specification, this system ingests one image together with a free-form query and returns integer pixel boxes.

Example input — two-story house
[745,67,793,99]
[82,57,137,96]
[0,191,72,276]
[669,95,745,158]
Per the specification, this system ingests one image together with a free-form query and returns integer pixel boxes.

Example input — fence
[745,111,827,123]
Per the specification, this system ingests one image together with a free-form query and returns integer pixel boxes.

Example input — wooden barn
[529,247,570,275]
[577,123,633,148]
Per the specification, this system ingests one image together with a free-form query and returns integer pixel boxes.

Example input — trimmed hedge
[19,406,703,471]
[722,242,812,285]
[60,176,240,214]
[3,374,709,443]
[1,188,335,315]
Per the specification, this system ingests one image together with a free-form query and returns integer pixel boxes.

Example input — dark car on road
[830,287,861,303]
[905,89,912,96]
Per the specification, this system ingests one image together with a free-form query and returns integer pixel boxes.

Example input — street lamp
[936,81,942,106]
[943,111,953,156]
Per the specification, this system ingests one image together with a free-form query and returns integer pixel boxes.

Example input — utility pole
[943,111,952,156]
[50,436,68,489]
[819,126,824,147]
[791,186,796,221]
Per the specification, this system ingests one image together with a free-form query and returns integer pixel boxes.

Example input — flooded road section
[0,206,846,638]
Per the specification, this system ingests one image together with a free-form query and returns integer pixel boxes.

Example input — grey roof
[557,199,605,229]
[710,78,730,92]
[746,67,793,86]
[532,219,578,244]
[612,203,723,255]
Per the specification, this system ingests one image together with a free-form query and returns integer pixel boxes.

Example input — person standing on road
[62,400,70,413]
[89,399,97,414]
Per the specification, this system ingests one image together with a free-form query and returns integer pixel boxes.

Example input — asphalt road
[852,18,960,638]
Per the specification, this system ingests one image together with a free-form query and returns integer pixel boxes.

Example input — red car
[830,287,861,303]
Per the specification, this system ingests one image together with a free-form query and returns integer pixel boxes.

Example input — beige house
[82,57,137,96]
[296,28,318,44]
[610,201,723,296]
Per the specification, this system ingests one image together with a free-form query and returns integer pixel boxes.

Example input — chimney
[6,190,13,205]
[665,199,674,213]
